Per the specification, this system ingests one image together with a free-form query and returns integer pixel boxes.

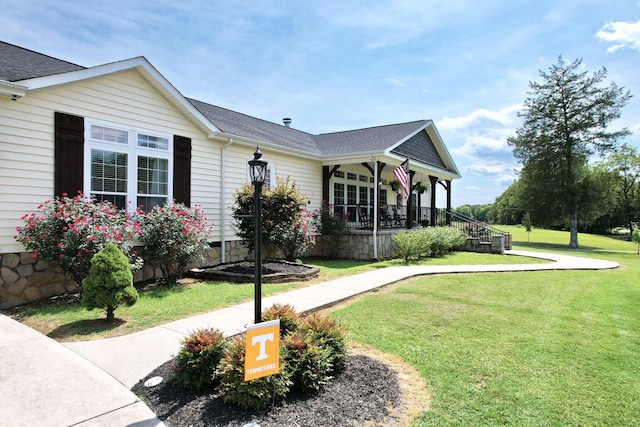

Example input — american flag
[393,159,410,201]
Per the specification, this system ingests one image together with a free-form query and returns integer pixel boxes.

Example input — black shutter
[54,112,84,197]
[173,135,191,207]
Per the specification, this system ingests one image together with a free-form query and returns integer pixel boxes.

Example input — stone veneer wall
[1,232,511,309]
[0,241,249,309]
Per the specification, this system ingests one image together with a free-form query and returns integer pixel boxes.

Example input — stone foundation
[311,229,397,260]
[0,240,249,309]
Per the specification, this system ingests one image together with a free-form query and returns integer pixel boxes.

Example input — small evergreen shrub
[217,335,292,411]
[298,312,348,374]
[261,303,300,336]
[81,243,138,320]
[283,330,333,392]
[172,328,226,391]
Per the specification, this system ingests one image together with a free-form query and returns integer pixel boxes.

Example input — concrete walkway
[0,250,619,427]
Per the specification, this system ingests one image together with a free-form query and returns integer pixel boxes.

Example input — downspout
[220,138,234,263]
[371,156,378,260]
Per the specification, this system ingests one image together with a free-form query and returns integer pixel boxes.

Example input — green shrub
[283,330,333,392]
[172,328,226,391]
[261,303,300,336]
[427,227,466,256]
[138,202,213,285]
[217,335,292,411]
[393,227,467,262]
[393,229,428,263]
[81,243,138,320]
[298,312,348,374]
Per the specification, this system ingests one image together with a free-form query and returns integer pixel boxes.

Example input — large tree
[508,57,632,248]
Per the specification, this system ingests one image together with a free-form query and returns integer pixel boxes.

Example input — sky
[2,1,639,207]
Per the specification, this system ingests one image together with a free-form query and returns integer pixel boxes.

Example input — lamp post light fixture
[248,147,268,324]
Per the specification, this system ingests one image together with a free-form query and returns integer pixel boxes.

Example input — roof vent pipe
[283,118,292,128]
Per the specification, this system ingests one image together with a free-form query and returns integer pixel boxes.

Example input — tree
[522,212,533,244]
[602,144,640,235]
[81,243,138,320]
[489,180,526,225]
[508,57,632,248]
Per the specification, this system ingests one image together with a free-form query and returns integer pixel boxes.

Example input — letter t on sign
[244,319,281,381]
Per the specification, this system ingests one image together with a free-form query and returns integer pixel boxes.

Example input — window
[333,182,345,217]
[85,119,172,211]
[347,172,357,181]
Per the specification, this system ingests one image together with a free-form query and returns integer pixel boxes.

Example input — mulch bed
[188,260,320,284]
[132,352,403,426]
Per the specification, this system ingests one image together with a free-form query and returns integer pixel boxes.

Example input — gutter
[220,138,234,263]
[0,80,27,100]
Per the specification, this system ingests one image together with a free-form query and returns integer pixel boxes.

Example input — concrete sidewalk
[0,250,619,426]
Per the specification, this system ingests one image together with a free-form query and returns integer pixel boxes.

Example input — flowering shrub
[232,176,315,258]
[15,192,142,289]
[313,201,349,258]
[313,201,349,236]
[138,202,213,285]
[272,209,317,260]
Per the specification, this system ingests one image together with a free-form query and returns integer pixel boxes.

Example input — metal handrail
[444,210,506,242]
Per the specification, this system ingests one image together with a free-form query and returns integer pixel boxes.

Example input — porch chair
[380,206,393,228]
[356,205,370,229]
[392,207,406,227]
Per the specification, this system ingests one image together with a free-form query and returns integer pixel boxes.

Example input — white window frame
[83,118,173,211]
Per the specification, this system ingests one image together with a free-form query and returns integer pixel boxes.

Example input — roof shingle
[0,41,85,82]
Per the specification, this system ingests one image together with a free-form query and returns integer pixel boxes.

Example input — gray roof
[314,120,429,156]
[2,40,452,172]
[188,98,321,155]
[0,41,85,81]
[189,98,431,158]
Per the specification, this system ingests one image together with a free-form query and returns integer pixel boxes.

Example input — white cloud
[464,160,513,175]
[438,105,522,131]
[596,20,640,52]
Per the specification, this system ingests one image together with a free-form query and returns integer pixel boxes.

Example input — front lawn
[330,231,640,426]
[6,251,537,341]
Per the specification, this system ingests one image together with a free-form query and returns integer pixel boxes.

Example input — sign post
[244,319,281,381]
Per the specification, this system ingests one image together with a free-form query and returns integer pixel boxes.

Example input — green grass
[330,230,640,426]
[7,251,538,341]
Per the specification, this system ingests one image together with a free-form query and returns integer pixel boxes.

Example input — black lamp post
[248,147,268,324]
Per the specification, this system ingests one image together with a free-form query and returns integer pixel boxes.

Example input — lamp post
[248,147,268,324]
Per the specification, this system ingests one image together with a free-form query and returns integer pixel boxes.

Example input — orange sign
[244,319,280,381]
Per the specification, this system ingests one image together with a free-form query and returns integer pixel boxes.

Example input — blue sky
[2,1,639,207]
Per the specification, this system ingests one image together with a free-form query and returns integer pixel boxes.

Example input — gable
[391,129,447,169]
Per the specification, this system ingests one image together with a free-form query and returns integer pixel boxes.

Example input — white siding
[1,69,326,253]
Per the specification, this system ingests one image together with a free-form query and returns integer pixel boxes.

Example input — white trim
[0,79,27,99]
[84,117,173,210]
[15,57,221,135]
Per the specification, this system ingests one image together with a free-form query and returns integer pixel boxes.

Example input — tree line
[454,56,638,245]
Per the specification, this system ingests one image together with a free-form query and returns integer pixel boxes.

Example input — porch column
[376,162,386,229]
[407,170,415,229]
[429,175,438,226]
[446,180,452,226]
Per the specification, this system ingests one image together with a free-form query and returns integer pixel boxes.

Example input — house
[0,41,461,308]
